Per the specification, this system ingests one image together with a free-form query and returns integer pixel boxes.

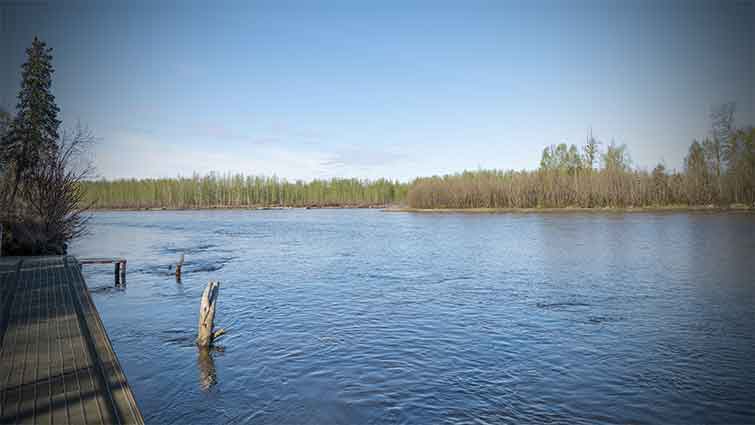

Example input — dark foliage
[1,38,92,255]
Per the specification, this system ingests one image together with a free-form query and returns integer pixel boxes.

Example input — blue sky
[1,0,753,181]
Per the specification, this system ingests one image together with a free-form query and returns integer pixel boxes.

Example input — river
[71,210,755,424]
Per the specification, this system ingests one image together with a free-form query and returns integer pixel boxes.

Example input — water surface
[71,210,755,424]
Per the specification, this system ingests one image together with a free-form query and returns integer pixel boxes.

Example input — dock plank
[0,256,143,425]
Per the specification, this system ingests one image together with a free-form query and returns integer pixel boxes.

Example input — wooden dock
[0,256,143,425]
[79,257,128,286]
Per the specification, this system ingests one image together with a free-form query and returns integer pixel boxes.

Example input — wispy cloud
[94,132,331,180]
[93,131,414,181]
[317,147,408,178]
[188,121,326,148]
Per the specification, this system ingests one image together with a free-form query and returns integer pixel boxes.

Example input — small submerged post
[175,254,184,282]
[196,281,225,346]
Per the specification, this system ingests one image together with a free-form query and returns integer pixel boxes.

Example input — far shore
[385,204,755,214]
[88,204,755,213]
[89,205,392,212]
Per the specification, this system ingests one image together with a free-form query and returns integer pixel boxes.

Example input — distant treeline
[409,107,754,209]
[84,105,754,211]
[83,175,408,208]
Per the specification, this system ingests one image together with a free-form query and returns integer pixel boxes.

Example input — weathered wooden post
[175,254,184,281]
[196,281,224,346]
[120,259,127,284]
[114,262,121,285]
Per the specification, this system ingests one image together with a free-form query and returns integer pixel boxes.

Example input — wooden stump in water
[196,281,224,346]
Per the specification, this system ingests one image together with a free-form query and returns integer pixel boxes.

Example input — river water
[71,210,755,424]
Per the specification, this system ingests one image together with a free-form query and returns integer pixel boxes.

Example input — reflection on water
[72,210,755,425]
[197,347,217,392]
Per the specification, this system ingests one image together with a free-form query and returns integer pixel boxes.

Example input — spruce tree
[0,108,10,136]
[1,37,61,206]
[0,107,10,179]
[4,38,61,177]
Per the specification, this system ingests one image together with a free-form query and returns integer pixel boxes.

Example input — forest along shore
[85,204,755,213]
[89,204,394,212]
[386,204,755,214]
[82,123,754,211]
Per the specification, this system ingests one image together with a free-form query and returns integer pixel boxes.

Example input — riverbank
[385,204,755,214]
[87,204,755,214]
[90,204,394,212]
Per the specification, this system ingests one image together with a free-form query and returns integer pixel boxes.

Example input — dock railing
[79,257,128,285]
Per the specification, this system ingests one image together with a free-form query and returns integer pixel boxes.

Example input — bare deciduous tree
[23,125,94,244]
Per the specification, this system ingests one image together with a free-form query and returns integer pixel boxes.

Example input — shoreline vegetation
[83,111,754,211]
[82,176,408,210]
[387,204,754,214]
[88,204,754,213]
[91,204,392,211]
